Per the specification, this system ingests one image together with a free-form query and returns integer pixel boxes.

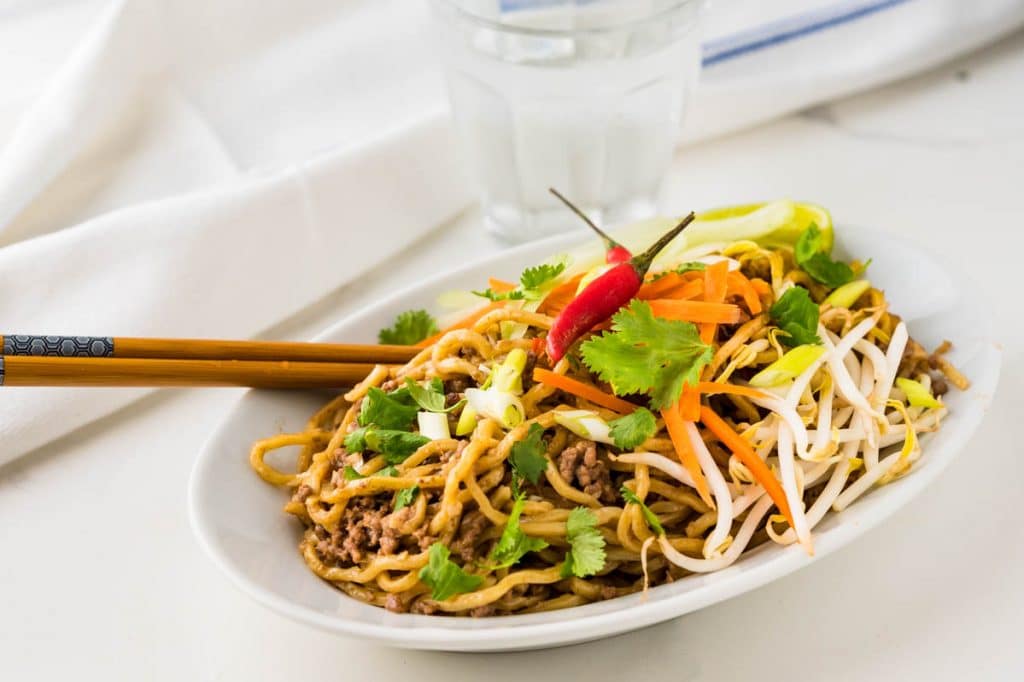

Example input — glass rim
[430,0,701,38]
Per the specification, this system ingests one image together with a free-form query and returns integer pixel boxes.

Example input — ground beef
[328,452,365,486]
[470,605,496,618]
[932,376,949,396]
[384,593,408,614]
[557,439,616,503]
[451,510,489,562]
[292,484,314,504]
[410,599,438,615]
[445,377,470,393]
[440,440,467,465]
[521,351,538,391]
[329,447,349,468]
[314,496,390,566]
[379,528,400,555]
[412,521,437,551]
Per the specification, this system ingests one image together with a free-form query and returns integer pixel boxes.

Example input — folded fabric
[0,0,1020,466]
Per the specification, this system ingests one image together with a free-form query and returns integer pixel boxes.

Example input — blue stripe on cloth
[702,0,912,67]
[499,0,911,67]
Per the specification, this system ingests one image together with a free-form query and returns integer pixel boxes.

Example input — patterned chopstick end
[2,335,114,357]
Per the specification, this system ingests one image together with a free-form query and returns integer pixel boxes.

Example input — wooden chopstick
[0,356,378,388]
[0,334,419,364]
[0,334,423,388]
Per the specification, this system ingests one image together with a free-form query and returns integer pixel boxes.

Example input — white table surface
[2,29,1023,682]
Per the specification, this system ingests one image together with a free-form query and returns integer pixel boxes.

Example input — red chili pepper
[550,188,632,263]
[604,244,632,264]
[545,212,696,363]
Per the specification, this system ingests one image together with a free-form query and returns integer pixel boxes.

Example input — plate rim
[188,223,1002,650]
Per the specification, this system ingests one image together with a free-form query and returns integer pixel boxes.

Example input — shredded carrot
[699,406,794,528]
[662,405,714,507]
[696,381,770,399]
[638,277,703,301]
[637,272,701,300]
[644,269,702,283]
[664,279,705,300]
[532,367,637,414]
[699,261,730,344]
[537,273,584,316]
[750,278,771,296]
[647,299,742,325]
[667,262,734,418]
[416,300,506,347]
[488,278,517,293]
[636,276,679,300]
[703,261,729,302]
[727,271,762,315]
[679,388,701,421]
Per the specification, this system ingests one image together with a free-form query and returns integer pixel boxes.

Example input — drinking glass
[430,0,704,242]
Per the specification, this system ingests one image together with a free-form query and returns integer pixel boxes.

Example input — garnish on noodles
[250,201,966,617]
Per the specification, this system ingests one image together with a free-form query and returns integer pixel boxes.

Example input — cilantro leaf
[404,378,462,413]
[608,407,657,450]
[472,288,526,302]
[342,465,366,481]
[343,464,398,480]
[394,485,419,511]
[652,261,706,280]
[620,486,665,536]
[769,286,822,347]
[378,309,438,346]
[794,223,825,263]
[801,254,856,288]
[487,495,548,569]
[344,428,368,453]
[560,507,606,578]
[795,224,855,288]
[419,543,484,601]
[358,387,418,430]
[474,259,568,303]
[580,300,713,410]
[345,426,429,462]
[520,260,567,292]
[365,429,431,464]
[509,423,548,487]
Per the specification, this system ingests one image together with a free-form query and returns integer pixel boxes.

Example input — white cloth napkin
[0,0,1020,466]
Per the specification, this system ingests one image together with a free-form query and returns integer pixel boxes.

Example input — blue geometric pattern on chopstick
[2,335,114,357]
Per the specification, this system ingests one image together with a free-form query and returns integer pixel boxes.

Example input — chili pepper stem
[630,212,696,276]
[549,187,625,254]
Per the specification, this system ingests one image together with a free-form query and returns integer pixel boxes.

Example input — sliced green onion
[552,409,614,445]
[465,388,525,429]
[824,279,871,309]
[417,411,451,440]
[455,405,478,436]
[896,377,942,409]
[500,321,529,340]
[749,345,827,387]
[491,348,528,395]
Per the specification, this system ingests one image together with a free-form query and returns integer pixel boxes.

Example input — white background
[2,25,1023,682]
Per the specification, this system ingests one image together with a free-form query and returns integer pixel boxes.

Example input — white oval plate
[189,224,1000,652]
